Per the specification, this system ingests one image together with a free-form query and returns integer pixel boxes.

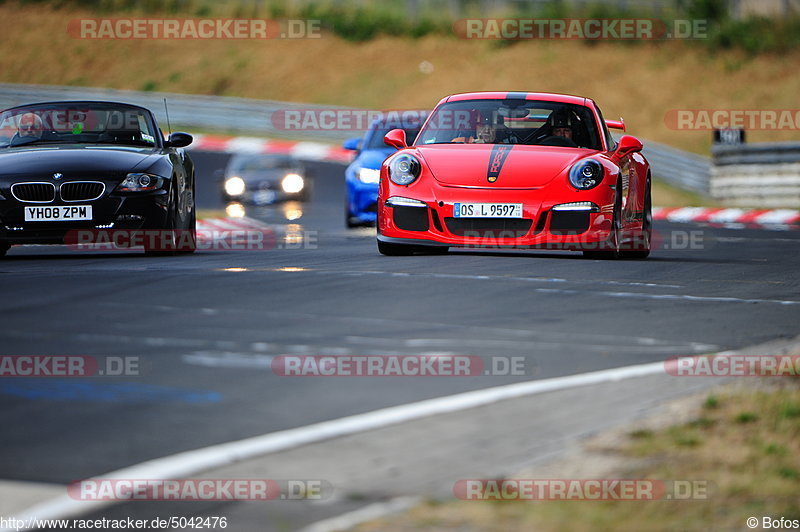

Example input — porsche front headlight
[388,154,421,186]
[568,160,603,190]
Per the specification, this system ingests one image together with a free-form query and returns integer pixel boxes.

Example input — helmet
[550,108,575,129]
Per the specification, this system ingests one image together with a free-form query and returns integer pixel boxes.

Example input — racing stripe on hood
[487,144,513,183]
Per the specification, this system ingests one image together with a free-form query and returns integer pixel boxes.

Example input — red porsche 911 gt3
[376,91,651,259]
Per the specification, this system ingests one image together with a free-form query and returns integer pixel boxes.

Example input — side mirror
[384,129,408,150]
[166,132,193,148]
[615,135,642,158]
[343,137,361,151]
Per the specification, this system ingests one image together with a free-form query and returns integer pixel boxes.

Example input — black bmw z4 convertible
[0,101,196,256]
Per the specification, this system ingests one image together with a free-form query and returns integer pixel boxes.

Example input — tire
[377,239,417,256]
[620,179,651,260]
[346,204,360,228]
[583,182,622,260]
[176,207,197,254]
[144,187,180,256]
[176,181,197,255]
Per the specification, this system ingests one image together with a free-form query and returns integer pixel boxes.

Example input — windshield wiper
[2,139,74,148]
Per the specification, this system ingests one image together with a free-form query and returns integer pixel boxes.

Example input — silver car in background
[221,153,309,205]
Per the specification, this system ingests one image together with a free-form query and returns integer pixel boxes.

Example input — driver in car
[524,107,580,147]
[550,109,575,141]
[11,113,44,145]
[454,114,519,144]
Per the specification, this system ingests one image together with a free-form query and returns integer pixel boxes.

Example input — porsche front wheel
[620,179,651,260]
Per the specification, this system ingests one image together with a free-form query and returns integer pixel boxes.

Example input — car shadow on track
[421,249,747,264]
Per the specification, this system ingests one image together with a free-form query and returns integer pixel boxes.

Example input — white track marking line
[300,496,422,532]
[5,356,690,530]
[324,270,800,305]
[344,335,716,353]
[181,352,275,369]
[333,270,684,289]
[90,301,745,347]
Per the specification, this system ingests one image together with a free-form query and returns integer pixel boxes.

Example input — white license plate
[453,203,522,218]
[24,205,93,222]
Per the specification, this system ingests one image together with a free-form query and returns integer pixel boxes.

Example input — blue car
[343,113,426,228]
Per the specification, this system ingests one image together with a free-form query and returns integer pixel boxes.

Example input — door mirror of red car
[384,129,408,150]
[614,135,642,158]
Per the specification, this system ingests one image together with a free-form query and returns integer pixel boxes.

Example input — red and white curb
[196,216,278,247]
[197,216,272,234]
[654,207,800,230]
[190,134,352,163]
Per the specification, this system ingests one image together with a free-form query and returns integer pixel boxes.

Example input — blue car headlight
[357,167,381,184]
[568,159,603,190]
[388,154,421,186]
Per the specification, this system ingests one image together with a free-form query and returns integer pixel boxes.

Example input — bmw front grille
[10,182,56,203]
[60,181,105,202]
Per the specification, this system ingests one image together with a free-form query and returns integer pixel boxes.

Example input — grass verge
[3,2,800,156]
[652,180,717,208]
[353,378,800,531]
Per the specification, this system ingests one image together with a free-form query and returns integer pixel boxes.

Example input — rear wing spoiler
[606,118,626,132]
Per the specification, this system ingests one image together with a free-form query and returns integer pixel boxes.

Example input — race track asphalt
[1,150,797,490]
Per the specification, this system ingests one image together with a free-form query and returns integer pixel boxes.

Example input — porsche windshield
[0,103,159,148]
[415,99,602,150]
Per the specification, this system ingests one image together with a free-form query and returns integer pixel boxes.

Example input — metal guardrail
[709,142,800,208]
[640,139,711,194]
[0,83,348,142]
[712,142,800,165]
[0,83,712,193]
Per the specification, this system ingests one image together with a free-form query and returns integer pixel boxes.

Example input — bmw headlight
[568,159,603,190]
[116,173,165,192]
[281,173,305,194]
[224,176,246,196]
[388,153,421,186]
[357,167,381,184]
